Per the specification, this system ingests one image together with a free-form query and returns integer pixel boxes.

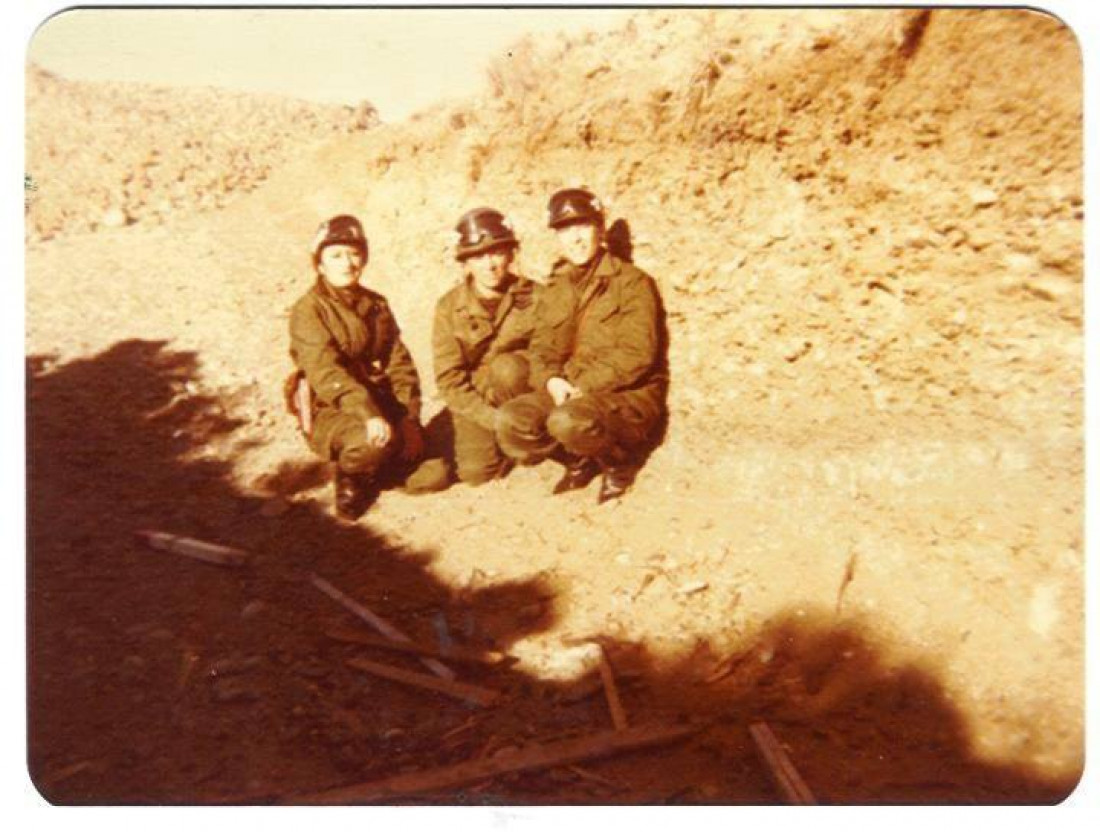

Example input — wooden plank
[290,723,696,804]
[324,626,512,667]
[596,646,629,730]
[135,530,250,567]
[346,657,500,708]
[748,722,817,805]
[310,574,454,680]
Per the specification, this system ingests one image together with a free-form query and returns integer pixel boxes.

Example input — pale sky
[27,8,633,121]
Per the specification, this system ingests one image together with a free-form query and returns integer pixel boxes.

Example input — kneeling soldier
[497,189,668,503]
[432,207,538,485]
[288,214,445,520]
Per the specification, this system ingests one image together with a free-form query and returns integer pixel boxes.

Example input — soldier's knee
[486,353,529,403]
[338,442,388,475]
[547,402,606,456]
[546,403,596,443]
[456,460,501,486]
[496,398,547,462]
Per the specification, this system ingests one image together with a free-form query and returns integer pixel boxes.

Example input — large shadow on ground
[27,341,1078,805]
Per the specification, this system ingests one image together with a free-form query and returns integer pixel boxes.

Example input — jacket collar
[315,276,370,311]
[459,273,519,326]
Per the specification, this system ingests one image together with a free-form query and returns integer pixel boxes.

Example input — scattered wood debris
[346,657,500,708]
[291,723,696,804]
[566,765,619,789]
[325,626,513,667]
[835,550,859,615]
[677,580,709,596]
[135,530,250,567]
[560,669,642,703]
[597,646,629,730]
[702,650,749,684]
[748,721,817,805]
[439,715,479,742]
[39,760,95,788]
[311,574,454,680]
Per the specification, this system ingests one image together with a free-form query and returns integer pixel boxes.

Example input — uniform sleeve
[432,298,497,430]
[289,298,379,420]
[526,281,570,392]
[382,316,423,422]
[571,273,659,394]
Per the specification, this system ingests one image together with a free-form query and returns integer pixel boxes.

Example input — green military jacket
[289,277,421,422]
[432,274,538,430]
[528,250,667,411]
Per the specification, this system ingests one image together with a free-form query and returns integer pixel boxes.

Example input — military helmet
[454,207,518,261]
[312,214,368,265]
[547,188,604,229]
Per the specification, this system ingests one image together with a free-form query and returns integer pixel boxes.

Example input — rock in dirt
[678,581,710,596]
[969,187,999,208]
[101,206,131,228]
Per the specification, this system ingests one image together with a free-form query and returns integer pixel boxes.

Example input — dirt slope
[26,9,1083,803]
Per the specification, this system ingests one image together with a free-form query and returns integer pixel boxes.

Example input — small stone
[101,206,131,228]
[678,581,709,596]
[969,187,998,208]
[240,600,266,619]
[1023,276,1070,302]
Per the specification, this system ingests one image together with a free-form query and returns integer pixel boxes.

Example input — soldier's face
[318,244,364,289]
[465,247,514,295]
[556,221,602,266]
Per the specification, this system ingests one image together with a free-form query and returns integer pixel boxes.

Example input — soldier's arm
[383,321,423,423]
[432,299,497,431]
[526,281,570,393]
[289,298,379,420]
[572,273,660,394]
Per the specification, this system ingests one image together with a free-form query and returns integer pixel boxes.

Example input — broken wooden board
[325,626,513,667]
[135,530,250,567]
[291,723,696,804]
[597,647,629,730]
[311,574,454,680]
[748,721,817,805]
[346,657,500,708]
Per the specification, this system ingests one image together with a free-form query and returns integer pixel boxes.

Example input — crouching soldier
[288,214,447,520]
[432,207,538,485]
[497,189,668,503]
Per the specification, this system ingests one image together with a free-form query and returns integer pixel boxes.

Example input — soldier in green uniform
[288,214,446,519]
[432,207,539,485]
[497,189,668,503]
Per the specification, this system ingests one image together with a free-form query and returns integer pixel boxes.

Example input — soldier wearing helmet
[497,189,668,503]
[288,214,447,520]
[431,207,539,485]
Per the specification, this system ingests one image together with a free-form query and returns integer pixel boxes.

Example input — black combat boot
[597,464,637,505]
[333,466,371,520]
[551,455,601,495]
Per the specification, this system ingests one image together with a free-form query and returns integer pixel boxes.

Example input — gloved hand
[547,376,582,406]
[365,416,392,448]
